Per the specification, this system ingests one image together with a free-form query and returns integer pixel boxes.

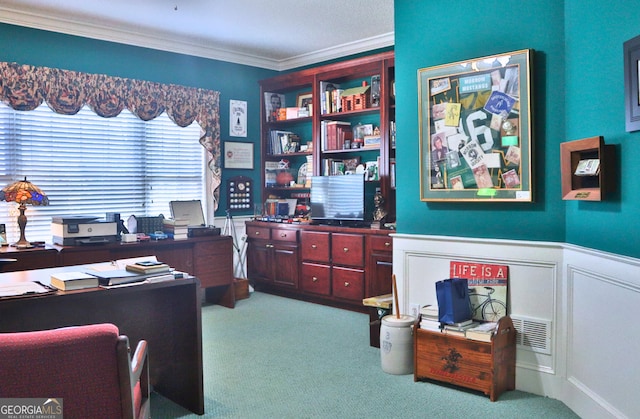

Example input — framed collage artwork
[418,49,534,202]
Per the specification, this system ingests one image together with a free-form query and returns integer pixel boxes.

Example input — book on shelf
[390,120,396,148]
[165,231,188,240]
[442,321,479,337]
[268,130,299,155]
[390,158,396,189]
[324,121,352,151]
[125,261,171,275]
[447,319,473,329]
[419,318,442,332]
[465,321,498,342]
[319,81,341,114]
[265,161,279,187]
[420,304,439,320]
[50,271,99,291]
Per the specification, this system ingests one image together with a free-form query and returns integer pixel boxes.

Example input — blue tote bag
[436,278,472,324]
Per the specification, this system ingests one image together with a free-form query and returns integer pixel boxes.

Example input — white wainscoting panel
[393,234,640,418]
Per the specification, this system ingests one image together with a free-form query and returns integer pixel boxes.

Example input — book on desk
[50,271,100,291]
[88,269,175,286]
[125,261,171,275]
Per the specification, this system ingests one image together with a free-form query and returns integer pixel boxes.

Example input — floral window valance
[0,61,222,208]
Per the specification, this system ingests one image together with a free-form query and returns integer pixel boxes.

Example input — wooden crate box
[414,315,516,401]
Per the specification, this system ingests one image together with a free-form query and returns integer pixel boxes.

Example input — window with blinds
[0,103,205,244]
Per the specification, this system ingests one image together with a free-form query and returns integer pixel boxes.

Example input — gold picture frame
[418,49,534,202]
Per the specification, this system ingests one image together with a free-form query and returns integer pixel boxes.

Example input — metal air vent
[511,315,552,355]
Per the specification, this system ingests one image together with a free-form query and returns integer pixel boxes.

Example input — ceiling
[0,0,395,71]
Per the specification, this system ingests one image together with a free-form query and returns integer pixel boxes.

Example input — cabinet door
[273,243,299,288]
[366,235,393,297]
[332,266,364,301]
[331,233,364,267]
[367,252,392,298]
[247,239,273,284]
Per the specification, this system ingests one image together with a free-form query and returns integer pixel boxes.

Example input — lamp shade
[0,177,49,206]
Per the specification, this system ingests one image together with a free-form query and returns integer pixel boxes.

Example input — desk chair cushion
[0,323,142,418]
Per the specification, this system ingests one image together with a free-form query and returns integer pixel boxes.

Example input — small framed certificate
[224,141,254,169]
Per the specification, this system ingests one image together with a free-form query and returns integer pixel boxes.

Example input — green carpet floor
[150,292,579,418]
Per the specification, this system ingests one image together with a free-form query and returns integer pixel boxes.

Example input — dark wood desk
[0,235,234,307]
[0,267,204,415]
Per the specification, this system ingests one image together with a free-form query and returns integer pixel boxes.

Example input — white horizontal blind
[0,103,204,244]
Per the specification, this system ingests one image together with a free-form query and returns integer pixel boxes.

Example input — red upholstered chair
[0,323,150,419]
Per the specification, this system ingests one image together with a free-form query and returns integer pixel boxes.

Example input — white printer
[52,216,118,246]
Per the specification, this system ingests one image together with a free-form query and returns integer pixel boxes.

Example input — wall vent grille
[510,315,551,355]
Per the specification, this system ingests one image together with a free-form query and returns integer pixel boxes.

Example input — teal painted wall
[564,0,640,257]
[0,23,275,217]
[2,0,639,258]
[395,0,640,258]
[394,1,567,243]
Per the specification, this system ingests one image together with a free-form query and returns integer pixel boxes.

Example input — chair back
[0,323,147,418]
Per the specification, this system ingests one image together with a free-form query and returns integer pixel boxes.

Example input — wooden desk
[0,235,234,307]
[0,267,204,415]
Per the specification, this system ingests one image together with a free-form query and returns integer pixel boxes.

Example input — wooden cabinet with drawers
[247,221,392,311]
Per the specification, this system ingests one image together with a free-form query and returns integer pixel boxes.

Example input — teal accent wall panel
[0,23,275,216]
[394,0,566,243]
[563,0,640,257]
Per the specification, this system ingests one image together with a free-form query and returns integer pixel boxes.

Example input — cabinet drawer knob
[311,244,317,249]
[254,231,261,236]
[343,247,349,253]
[280,232,287,238]
[344,281,350,287]
[266,244,274,248]
[312,277,318,282]
[384,242,390,247]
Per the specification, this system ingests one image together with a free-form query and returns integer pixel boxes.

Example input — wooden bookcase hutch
[248,52,395,310]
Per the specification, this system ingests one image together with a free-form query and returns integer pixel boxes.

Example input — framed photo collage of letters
[418,49,534,202]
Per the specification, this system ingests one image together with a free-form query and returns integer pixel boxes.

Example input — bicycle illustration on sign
[468,286,507,322]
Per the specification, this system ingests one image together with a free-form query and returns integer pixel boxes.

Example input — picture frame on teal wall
[624,35,640,132]
[418,49,534,202]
